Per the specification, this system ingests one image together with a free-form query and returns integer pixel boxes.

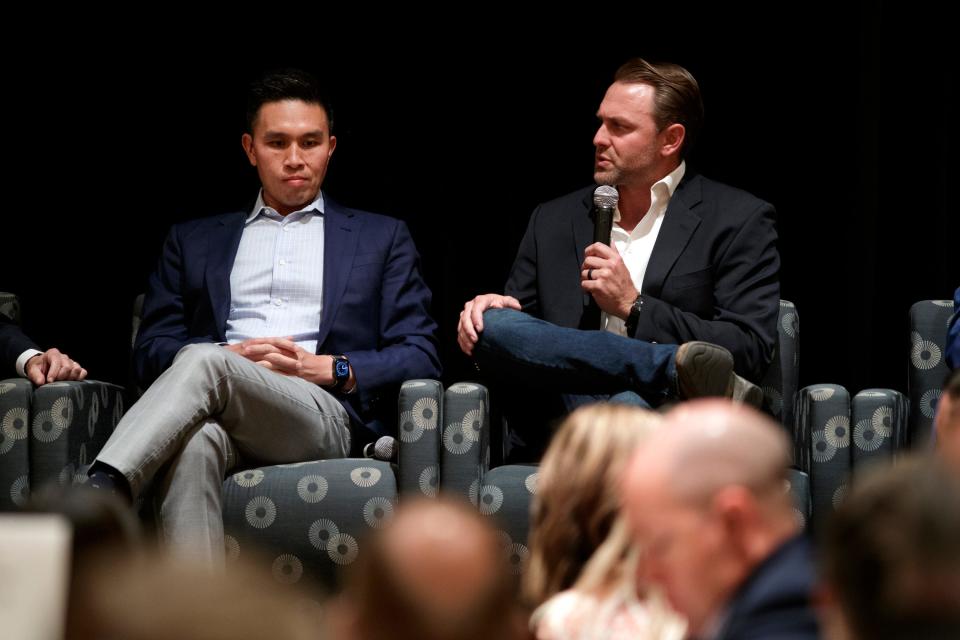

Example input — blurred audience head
[524,404,663,606]
[81,552,325,640]
[821,455,960,640]
[935,368,960,471]
[25,483,141,555]
[335,498,525,640]
[24,484,143,636]
[27,485,326,639]
[623,399,796,635]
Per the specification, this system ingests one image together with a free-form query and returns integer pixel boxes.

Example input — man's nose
[285,144,304,167]
[593,124,609,149]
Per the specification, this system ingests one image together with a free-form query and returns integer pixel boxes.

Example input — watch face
[335,360,350,378]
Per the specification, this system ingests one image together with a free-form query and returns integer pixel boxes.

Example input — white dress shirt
[602,161,686,336]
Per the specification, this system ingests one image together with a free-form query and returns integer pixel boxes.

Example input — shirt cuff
[16,349,43,378]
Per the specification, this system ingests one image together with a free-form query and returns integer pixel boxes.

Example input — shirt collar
[613,160,686,223]
[246,189,325,223]
[658,159,686,199]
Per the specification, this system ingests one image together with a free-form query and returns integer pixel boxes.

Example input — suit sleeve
[0,314,40,378]
[133,225,218,387]
[947,286,960,370]
[634,202,780,382]
[343,220,441,404]
[504,204,541,315]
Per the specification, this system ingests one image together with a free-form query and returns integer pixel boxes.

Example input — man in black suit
[458,59,778,421]
[0,314,87,385]
[624,400,819,640]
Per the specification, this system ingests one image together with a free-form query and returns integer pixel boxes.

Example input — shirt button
[273,299,282,307]
[279,259,287,266]
[282,227,290,233]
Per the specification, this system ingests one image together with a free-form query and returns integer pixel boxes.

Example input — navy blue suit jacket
[133,196,442,442]
[716,534,820,640]
[505,172,780,382]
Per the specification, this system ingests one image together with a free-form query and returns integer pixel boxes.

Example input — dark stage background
[3,9,956,403]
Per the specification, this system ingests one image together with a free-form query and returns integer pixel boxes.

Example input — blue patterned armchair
[220,379,445,589]
[789,297,949,531]
[395,379,535,576]
[794,384,908,531]
[908,300,954,444]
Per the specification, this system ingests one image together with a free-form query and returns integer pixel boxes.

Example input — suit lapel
[316,199,360,348]
[641,174,703,298]
[205,213,246,338]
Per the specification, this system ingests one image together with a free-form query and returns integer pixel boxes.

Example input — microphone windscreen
[593,185,619,209]
[374,435,398,461]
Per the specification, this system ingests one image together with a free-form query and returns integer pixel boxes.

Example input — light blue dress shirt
[225,190,326,355]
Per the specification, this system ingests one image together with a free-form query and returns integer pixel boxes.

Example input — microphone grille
[593,185,619,208]
[374,435,397,461]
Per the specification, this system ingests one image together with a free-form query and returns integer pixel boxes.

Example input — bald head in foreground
[624,400,818,640]
[334,499,527,640]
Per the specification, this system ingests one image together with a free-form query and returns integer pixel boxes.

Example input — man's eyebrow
[261,129,326,138]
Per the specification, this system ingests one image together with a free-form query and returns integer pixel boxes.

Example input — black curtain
[4,5,955,399]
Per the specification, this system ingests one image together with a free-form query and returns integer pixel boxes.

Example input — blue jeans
[474,308,679,409]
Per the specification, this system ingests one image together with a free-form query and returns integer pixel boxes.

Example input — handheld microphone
[363,435,398,462]
[592,185,619,245]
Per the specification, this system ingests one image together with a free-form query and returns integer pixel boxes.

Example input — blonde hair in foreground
[524,403,661,606]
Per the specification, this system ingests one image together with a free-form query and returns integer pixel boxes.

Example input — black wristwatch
[624,294,643,336]
[331,355,351,390]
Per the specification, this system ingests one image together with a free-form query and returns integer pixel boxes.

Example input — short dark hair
[822,457,960,639]
[245,68,334,134]
[613,58,704,160]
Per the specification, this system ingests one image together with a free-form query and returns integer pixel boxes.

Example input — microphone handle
[593,204,614,244]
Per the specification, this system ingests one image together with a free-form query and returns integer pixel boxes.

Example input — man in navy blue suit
[88,69,441,565]
[624,400,819,640]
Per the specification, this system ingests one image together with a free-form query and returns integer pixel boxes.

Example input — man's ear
[660,123,686,159]
[242,133,257,166]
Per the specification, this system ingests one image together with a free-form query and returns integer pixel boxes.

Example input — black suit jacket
[716,535,820,640]
[504,172,780,382]
[0,314,39,379]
